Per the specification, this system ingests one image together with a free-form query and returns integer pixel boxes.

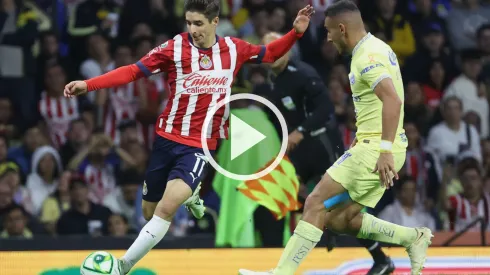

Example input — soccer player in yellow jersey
[239,1,433,275]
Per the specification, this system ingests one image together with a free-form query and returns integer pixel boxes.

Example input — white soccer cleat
[406,227,433,275]
[184,182,206,219]
[238,269,273,275]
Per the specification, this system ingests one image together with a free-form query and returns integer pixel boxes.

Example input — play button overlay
[201,93,288,181]
[230,114,266,160]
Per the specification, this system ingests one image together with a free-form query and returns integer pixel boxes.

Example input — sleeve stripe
[255,46,266,64]
[136,61,152,77]
[370,74,391,90]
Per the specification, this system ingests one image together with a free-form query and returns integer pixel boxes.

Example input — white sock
[121,215,170,271]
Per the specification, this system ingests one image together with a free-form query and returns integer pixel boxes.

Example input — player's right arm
[64,40,173,98]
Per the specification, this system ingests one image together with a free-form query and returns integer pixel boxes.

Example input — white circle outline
[201,93,288,181]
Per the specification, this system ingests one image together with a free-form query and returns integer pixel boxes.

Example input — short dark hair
[457,157,481,178]
[476,24,490,40]
[395,175,416,193]
[324,0,359,17]
[184,0,220,21]
[443,95,463,111]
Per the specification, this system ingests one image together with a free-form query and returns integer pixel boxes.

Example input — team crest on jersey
[160,41,168,49]
[199,54,213,69]
[389,51,397,66]
[349,73,355,85]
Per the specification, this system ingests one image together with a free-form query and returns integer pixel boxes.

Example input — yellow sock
[273,220,323,275]
[357,213,417,247]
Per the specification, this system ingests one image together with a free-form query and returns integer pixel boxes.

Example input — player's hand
[287,130,304,154]
[293,5,314,34]
[349,138,358,149]
[64,81,88,98]
[372,152,399,189]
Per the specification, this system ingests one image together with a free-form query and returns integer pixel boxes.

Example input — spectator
[378,176,436,231]
[59,118,91,168]
[421,59,450,110]
[408,0,447,45]
[108,213,135,237]
[0,161,33,214]
[0,205,33,238]
[38,64,82,148]
[39,171,72,235]
[0,97,18,139]
[369,0,416,64]
[0,181,13,221]
[427,96,482,165]
[118,0,179,44]
[477,24,490,85]
[444,156,490,231]
[57,176,112,236]
[315,37,339,80]
[482,139,490,176]
[68,133,135,204]
[0,134,7,165]
[103,168,141,230]
[26,146,63,215]
[444,49,489,138]
[67,0,119,65]
[403,23,456,83]
[329,62,350,91]
[338,100,356,150]
[79,33,114,104]
[124,143,148,176]
[36,31,75,92]
[328,78,348,124]
[8,127,47,175]
[404,121,441,212]
[268,6,287,33]
[243,9,269,45]
[446,0,490,51]
[404,81,432,135]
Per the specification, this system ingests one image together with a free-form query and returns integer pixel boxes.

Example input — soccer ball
[80,251,120,275]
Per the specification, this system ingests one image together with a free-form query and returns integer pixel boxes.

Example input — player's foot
[406,227,433,275]
[238,269,273,275]
[117,259,131,275]
[366,257,395,275]
[184,182,206,219]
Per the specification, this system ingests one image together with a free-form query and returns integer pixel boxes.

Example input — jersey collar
[352,32,372,56]
[188,33,220,50]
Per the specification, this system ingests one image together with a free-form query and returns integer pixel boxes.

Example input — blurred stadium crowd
[0,0,490,244]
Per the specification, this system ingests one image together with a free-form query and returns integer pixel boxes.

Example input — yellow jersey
[348,33,406,147]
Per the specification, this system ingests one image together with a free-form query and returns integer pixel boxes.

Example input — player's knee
[142,201,157,221]
[325,212,349,232]
[142,205,155,221]
[304,192,325,213]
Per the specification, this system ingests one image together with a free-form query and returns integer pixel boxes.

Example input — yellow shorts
[326,140,406,208]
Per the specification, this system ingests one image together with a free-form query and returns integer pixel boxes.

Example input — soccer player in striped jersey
[64,0,314,273]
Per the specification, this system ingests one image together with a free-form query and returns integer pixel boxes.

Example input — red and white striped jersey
[448,193,490,232]
[38,92,80,148]
[83,164,117,204]
[136,33,266,150]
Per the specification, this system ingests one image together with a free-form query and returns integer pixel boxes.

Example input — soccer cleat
[117,259,131,275]
[406,227,433,275]
[238,269,273,275]
[366,257,395,275]
[184,182,206,219]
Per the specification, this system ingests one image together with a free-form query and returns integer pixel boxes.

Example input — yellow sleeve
[356,52,392,90]
[40,197,61,223]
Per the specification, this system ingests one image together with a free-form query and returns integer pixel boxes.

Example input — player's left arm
[359,53,402,143]
[234,5,313,64]
[374,78,402,143]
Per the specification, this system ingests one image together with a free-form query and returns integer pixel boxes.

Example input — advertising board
[1,247,490,274]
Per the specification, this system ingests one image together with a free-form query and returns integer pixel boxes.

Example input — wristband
[380,140,393,152]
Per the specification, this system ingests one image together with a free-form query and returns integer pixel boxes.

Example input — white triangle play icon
[230,114,266,161]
